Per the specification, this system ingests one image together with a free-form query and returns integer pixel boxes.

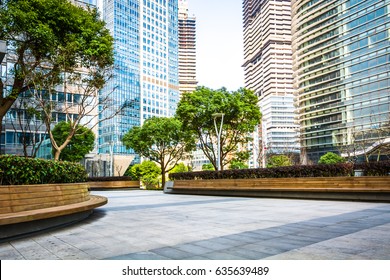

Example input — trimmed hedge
[169,163,354,181]
[0,155,87,185]
[169,161,390,181]
[355,161,390,176]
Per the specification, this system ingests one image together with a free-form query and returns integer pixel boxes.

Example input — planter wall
[0,183,107,241]
[88,180,140,190]
[164,176,390,202]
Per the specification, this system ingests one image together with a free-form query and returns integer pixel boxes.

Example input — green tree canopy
[229,160,249,170]
[267,155,292,168]
[52,121,95,162]
[318,152,345,164]
[202,163,214,171]
[122,117,195,188]
[126,161,161,188]
[175,86,261,170]
[169,162,189,174]
[0,0,114,140]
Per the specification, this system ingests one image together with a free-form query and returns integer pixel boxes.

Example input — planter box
[0,183,107,240]
[88,180,140,190]
[164,176,390,202]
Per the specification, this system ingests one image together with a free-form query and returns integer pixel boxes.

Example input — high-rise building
[292,0,390,163]
[99,0,179,162]
[178,0,197,94]
[242,0,299,166]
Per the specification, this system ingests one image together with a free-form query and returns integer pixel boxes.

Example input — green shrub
[125,161,161,188]
[354,161,390,176]
[169,162,189,174]
[202,163,214,171]
[318,152,345,164]
[0,155,87,185]
[267,155,292,168]
[229,160,248,170]
[169,163,354,181]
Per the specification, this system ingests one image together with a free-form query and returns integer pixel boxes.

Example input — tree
[122,117,195,188]
[126,161,161,188]
[52,121,95,162]
[169,162,189,174]
[267,155,292,168]
[202,163,215,170]
[176,86,261,170]
[0,0,114,157]
[318,152,345,164]
[229,160,248,170]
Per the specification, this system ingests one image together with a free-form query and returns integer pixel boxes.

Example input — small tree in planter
[318,152,345,164]
[127,161,161,189]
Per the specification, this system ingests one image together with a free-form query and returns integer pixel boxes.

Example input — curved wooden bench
[0,183,107,239]
[165,177,390,202]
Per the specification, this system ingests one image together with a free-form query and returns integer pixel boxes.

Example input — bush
[229,160,248,170]
[202,163,214,171]
[354,161,390,176]
[169,163,189,174]
[267,155,292,168]
[126,161,161,188]
[169,163,354,181]
[0,155,87,185]
[318,152,345,164]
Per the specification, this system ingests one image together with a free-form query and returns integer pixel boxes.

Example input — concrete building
[242,0,299,167]
[292,0,390,163]
[178,0,197,94]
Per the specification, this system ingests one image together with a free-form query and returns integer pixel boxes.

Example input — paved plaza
[1,190,390,260]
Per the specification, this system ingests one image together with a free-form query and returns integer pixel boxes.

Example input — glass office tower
[292,0,390,163]
[99,0,179,157]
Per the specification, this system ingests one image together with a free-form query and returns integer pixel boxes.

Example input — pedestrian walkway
[1,190,389,260]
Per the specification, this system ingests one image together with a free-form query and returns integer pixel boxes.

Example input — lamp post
[212,113,224,171]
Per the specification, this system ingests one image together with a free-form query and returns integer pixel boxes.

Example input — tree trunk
[161,170,166,189]
[54,148,61,161]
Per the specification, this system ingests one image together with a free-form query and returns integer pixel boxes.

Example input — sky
[187,0,244,91]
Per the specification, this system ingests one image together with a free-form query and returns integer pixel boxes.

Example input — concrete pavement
[1,190,390,260]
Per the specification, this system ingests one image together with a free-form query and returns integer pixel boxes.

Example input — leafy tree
[52,121,95,162]
[0,0,114,158]
[267,155,292,168]
[176,86,261,170]
[169,162,189,174]
[122,117,195,188]
[318,152,345,164]
[127,161,161,188]
[202,163,215,171]
[229,160,248,170]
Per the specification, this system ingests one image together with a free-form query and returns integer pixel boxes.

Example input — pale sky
[188,0,244,91]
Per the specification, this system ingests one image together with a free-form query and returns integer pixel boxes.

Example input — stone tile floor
[1,190,390,260]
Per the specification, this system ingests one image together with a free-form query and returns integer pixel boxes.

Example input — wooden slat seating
[169,177,390,193]
[0,183,107,226]
[88,180,140,189]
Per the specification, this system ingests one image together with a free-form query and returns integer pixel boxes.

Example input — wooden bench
[165,177,390,202]
[88,180,140,190]
[0,183,107,226]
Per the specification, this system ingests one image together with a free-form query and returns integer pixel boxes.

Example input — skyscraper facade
[242,0,299,166]
[292,0,390,163]
[99,0,179,158]
[178,0,197,94]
